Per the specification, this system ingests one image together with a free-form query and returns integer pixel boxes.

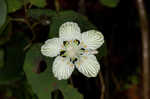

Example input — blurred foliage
[0,0,7,29]
[122,74,139,90]
[0,80,37,99]
[100,0,120,7]
[0,32,26,84]
[6,0,23,13]
[29,0,47,8]
[0,19,11,46]
[0,49,4,68]
[28,9,57,19]
[0,17,9,36]
[49,11,97,38]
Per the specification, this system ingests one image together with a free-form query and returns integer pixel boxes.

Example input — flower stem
[69,77,74,86]
[99,72,105,99]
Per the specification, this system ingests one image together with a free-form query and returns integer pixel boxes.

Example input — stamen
[60,50,66,57]
[61,55,66,58]
[80,53,83,55]
[72,58,78,64]
[83,45,87,48]
[70,58,78,64]
[63,41,69,46]
[80,48,85,50]
[70,58,72,62]
[74,39,80,45]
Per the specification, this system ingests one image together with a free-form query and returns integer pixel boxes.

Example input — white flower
[41,22,104,80]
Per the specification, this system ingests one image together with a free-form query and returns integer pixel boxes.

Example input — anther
[72,58,78,64]
[74,39,80,45]
[63,41,69,46]
[60,50,66,56]
[80,48,85,50]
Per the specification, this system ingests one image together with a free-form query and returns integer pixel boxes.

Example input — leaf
[28,9,57,19]
[0,49,4,68]
[0,17,10,35]
[29,0,47,8]
[100,0,120,8]
[6,0,23,13]
[0,22,12,46]
[130,75,139,84]
[97,41,107,59]
[0,32,26,84]
[60,85,83,99]
[0,0,7,30]
[24,44,83,99]
[123,84,131,90]
[49,11,97,38]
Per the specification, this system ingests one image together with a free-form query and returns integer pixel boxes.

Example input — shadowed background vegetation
[0,0,149,99]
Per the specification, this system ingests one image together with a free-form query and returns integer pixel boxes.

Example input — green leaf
[130,75,139,85]
[0,17,10,35]
[29,0,47,8]
[97,41,107,59]
[0,0,7,29]
[123,84,131,90]
[49,11,97,38]
[0,49,4,68]
[60,85,83,99]
[0,32,26,84]
[100,0,120,8]
[0,22,12,46]
[6,0,23,13]
[28,9,57,19]
[24,44,83,99]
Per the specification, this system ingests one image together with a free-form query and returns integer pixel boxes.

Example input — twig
[23,43,32,51]
[78,0,86,14]
[136,0,150,99]
[111,72,121,91]
[23,0,36,51]
[69,77,74,86]
[99,72,105,99]
[28,3,33,9]
[10,18,25,23]
[55,0,60,12]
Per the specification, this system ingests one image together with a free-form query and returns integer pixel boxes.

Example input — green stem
[10,18,25,23]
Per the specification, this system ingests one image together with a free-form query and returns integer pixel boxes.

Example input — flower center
[59,40,81,64]
[65,40,80,58]
[59,40,98,64]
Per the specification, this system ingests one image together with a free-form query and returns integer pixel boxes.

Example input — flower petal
[59,22,81,41]
[81,30,104,49]
[75,55,100,77]
[52,56,75,80]
[41,38,62,57]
